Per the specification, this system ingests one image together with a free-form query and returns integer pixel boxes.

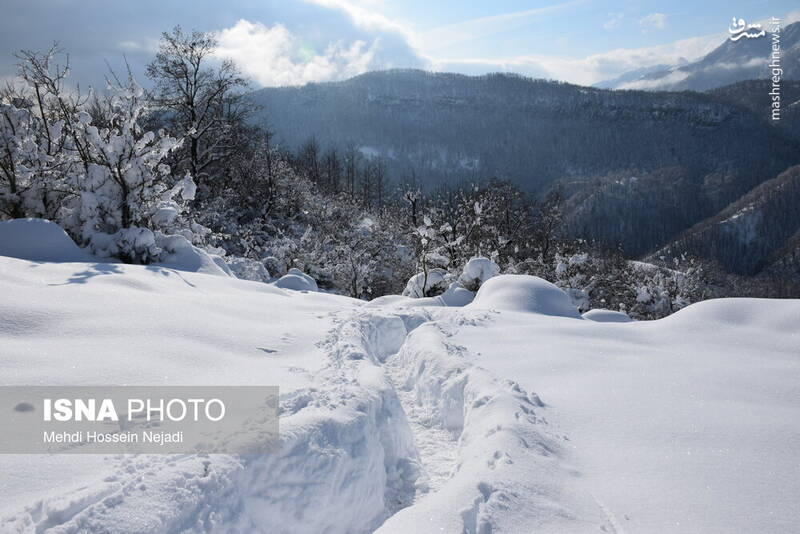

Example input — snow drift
[0,218,232,277]
[0,219,94,263]
[449,297,800,533]
[582,308,633,322]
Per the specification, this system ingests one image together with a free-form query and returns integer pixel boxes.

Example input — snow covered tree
[0,101,62,219]
[0,47,82,222]
[72,76,196,262]
[1,47,202,265]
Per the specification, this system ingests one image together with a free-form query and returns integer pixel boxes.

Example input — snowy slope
[1,247,799,532]
[0,255,378,532]
[432,297,800,533]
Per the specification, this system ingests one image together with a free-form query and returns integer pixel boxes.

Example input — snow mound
[275,267,318,291]
[660,297,798,331]
[402,268,449,298]
[0,218,94,263]
[154,234,233,277]
[582,308,633,323]
[0,219,232,278]
[439,282,476,306]
[367,294,412,307]
[458,257,500,291]
[469,274,582,318]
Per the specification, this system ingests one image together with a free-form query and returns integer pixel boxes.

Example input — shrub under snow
[155,233,232,277]
[438,282,476,306]
[458,257,500,291]
[227,257,272,282]
[469,274,582,318]
[402,268,449,298]
[0,217,233,277]
[275,268,318,292]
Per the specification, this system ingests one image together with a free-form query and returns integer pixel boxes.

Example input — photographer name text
[43,429,184,445]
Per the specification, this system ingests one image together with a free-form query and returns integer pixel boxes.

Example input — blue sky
[381,0,793,54]
[1,0,797,88]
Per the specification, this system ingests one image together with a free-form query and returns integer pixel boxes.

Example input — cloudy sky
[1,0,797,89]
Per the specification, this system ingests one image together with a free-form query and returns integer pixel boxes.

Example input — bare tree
[343,143,359,198]
[297,137,320,184]
[146,27,249,190]
[322,147,341,193]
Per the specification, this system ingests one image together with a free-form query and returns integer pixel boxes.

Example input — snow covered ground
[431,297,800,533]
[1,223,799,533]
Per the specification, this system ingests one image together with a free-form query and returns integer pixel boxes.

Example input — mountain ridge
[599,21,800,91]
[250,68,800,266]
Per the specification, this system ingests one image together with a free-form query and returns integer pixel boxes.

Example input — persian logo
[728,17,765,41]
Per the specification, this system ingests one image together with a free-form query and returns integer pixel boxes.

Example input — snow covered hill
[1,242,799,532]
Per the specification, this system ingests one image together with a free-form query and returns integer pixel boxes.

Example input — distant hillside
[709,79,800,141]
[653,165,800,275]
[764,229,800,283]
[251,69,800,257]
[601,21,800,91]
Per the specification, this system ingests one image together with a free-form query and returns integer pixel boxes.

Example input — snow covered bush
[226,257,271,282]
[0,49,80,222]
[458,257,500,291]
[155,232,233,276]
[1,48,201,266]
[402,268,449,298]
[0,102,64,219]
[72,79,194,262]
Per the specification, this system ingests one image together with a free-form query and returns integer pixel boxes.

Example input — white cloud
[603,12,624,30]
[617,69,688,90]
[303,0,421,50]
[214,19,380,86]
[617,57,766,90]
[786,10,800,24]
[435,30,725,86]
[421,0,585,52]
[639,13,667,31]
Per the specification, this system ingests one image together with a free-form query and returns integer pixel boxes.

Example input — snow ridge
[376,311,598,533]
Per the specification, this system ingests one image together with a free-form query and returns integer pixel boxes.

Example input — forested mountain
[653,165,800,277]
[709,79,800,141]
[601,21,800,91]
[251,69,800,258]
